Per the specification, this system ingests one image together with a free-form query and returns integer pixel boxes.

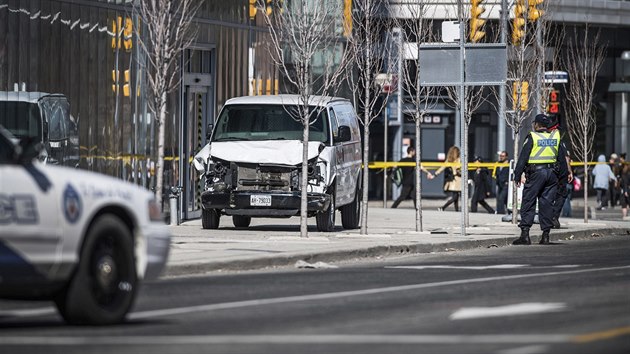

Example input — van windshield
[0,101,42,141]
[212,104,329,144]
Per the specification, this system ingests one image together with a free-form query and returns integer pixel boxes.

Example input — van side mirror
[335,125,352,143]
[16,137,43,165]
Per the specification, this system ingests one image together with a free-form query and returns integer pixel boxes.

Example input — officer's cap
[534,114,549,126]
[546,114,559,128]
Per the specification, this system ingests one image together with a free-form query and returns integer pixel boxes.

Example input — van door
[331,104,355,206]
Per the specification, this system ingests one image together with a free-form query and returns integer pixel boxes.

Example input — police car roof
[0,91,66,103]
[224,94,349,107]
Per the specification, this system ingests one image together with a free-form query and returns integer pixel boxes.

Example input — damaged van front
[193,95,362,232]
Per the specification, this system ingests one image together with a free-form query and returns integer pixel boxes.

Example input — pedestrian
[511,114,568,245]
[495,151,510,214]
[434,146,461,212]
[546,115,573,229]
[391,146,433,208]
[592,154,616,210]
[471,156,495,213]
[608,153,621,208]
[619,163,630,219]
[562,156,577,218]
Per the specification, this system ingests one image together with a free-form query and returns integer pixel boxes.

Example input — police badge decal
[63,184,82,224]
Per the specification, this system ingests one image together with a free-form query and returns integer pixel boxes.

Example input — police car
[0,126,170,325]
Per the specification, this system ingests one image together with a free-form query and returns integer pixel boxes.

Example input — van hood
[196,140,324,167]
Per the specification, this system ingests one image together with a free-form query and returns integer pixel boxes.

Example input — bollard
[169,186,181,225]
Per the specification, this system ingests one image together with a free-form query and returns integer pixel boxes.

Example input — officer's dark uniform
[547,115,572,228]
[512,114,568,245]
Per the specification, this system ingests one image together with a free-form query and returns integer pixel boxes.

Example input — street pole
[458,0,467,236]
[383,101,388,208]
[498,0,507,153]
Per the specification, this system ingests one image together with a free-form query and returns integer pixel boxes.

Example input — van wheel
[232,215,251,228]
[55,215,137,325]
[341,184,361,229]
[202,208,220,229]
[316,191,336,232]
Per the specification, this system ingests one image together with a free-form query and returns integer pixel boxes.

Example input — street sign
[544,71,568,84]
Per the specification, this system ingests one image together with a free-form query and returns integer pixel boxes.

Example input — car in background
[0,126,170,325]
[0,91,79,167]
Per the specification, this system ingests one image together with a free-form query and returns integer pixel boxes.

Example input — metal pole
[458,0,467,236]
[383,102,388,208]
[498,0,507,153]
[536,15,543,115]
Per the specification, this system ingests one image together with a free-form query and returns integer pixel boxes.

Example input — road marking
[572,326,630,343]
[128,265,630,320]
[387,264,530,270]
[496,345,550,354]
[0,307,56,317]
[449,303,566,320]
[0,334,572,346]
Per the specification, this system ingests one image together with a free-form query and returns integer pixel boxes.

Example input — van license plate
[250,195,272,206]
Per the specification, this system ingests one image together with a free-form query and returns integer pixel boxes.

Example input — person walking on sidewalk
[593,154,616,210]
[471,156,495,213]
[546,115,573,229]
[434,146,461,212]
[495,151,510,214]
[512,114,567,245]
[391,146,433,208]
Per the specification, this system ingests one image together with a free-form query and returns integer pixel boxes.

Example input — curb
[163,228,628,277]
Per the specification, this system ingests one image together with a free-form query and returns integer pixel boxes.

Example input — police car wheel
[232,215,251,228]
[341,183,361,229]
[55,214,137,325]
[316,190,336,232]
[202,208,220,229]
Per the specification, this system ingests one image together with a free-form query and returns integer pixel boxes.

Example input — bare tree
[135,0,199,208]
[259,0,349,237]
[564,26,606,224]
[393,0,438,232]
[347,0,395,235]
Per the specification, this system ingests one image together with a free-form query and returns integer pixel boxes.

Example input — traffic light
[343,0,352,37]
[469,0,486,43]
[547,89,559,114]
[112,69,131,97]
[266,0,273,16]
[249,0,257,19]
[123,17,133,51]
[111,16,133,51]
[512,81,529,111]
[528,0,544,22]
[512,0,526,46]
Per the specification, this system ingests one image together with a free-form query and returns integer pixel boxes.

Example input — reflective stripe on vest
[528,130,559,164]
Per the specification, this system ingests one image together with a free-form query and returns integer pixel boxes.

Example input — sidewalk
[165,199,629,277]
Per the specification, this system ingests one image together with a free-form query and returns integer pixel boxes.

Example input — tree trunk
[511,130,520,225]
[360,124,371,235]
[583,150,588,224]
[415,117,422,232]
[300,119,310,237]
[155,90,167,209]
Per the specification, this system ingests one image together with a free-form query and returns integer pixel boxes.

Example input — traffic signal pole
[458,0,468,235]
[498,0,507,153]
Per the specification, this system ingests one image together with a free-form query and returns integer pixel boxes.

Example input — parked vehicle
[0,91,79,167]
[0,126,170,325]
[193,95,362,231]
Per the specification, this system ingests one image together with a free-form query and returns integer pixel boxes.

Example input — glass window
[40,98,71,141]
[0,101,42,141]
[329,107,339,139]
[212,104,329,144]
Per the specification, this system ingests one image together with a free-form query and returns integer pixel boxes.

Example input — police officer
[512,114,568,245]
[546,115,573,229]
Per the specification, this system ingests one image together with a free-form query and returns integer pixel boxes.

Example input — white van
[193,95,362,232]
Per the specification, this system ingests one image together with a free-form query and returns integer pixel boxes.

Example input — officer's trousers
[519,168,558,232]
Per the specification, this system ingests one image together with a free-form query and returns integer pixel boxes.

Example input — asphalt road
[1,236,629,354]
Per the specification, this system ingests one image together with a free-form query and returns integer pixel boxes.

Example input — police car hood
[195,140,323,168]
[43,163,152,199]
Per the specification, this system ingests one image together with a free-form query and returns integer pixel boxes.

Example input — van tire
[202,208,220,229]
[232,215,251,228]
[316,191,336,232]
[341,184,361,229]
[55,215,137,325]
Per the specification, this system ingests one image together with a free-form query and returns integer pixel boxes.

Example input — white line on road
[128,265,630,320]
[386,264,530,270]
[496,345,550,354]
[0,334,572,346]
[449,303,567,320]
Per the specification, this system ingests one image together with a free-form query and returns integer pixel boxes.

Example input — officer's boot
[512,228,531,245]
[539,230,550,245]
[552,217,561,229]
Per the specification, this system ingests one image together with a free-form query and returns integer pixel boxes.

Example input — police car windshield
[0,101,42,141]
[212,104,329,144]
